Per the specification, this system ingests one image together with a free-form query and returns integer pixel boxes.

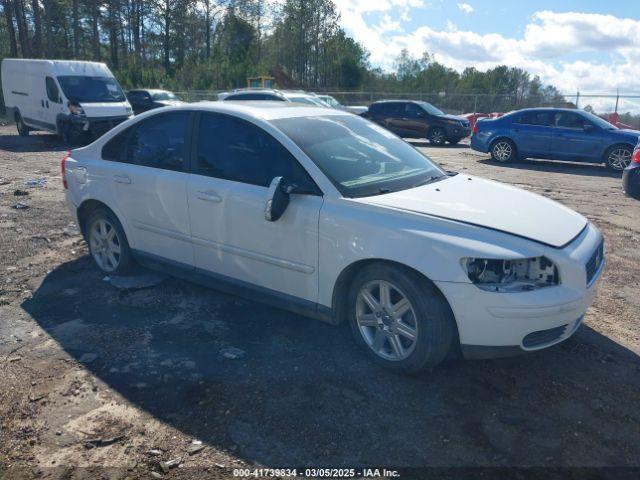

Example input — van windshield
[57,76,126,103]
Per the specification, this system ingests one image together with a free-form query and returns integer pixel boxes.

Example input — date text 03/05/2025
[232,468,400,478]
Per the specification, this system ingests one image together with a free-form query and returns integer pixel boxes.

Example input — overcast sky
[335,0,640,98]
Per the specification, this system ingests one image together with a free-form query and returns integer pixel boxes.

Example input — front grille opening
[586,241,604,285]
[522,324,568,348]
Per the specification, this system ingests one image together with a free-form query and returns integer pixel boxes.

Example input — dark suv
[362,100,471,145]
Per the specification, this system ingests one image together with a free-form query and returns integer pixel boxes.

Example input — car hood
[440,114,468,122]
[355,174,587,248]
[616,128,640,138]
[78,101,131,118]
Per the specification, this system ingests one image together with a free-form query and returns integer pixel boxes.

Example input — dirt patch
[1,126,639,478]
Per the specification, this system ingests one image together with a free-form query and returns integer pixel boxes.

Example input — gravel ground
[0,125,639,479]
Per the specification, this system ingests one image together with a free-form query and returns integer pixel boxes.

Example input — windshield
[319,96,341,108]
[288,96,327,106]
[272,115,446,198]
[418,102,444,116]
[57,76,126,103]
[152,91,177,101]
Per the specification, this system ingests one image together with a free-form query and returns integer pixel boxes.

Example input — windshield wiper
[411,175,445,188]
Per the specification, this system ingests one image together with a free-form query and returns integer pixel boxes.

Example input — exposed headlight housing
[463,257,559,293]
[68,102,85,116]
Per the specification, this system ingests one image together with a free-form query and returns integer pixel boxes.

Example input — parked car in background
[1,58,133,143]
[316,94,345,110]
[471,108,640,171]
[316,94,368,115]
[127,89,183,114]
[62,102,604,373]
[464,112,492,131]
[362,100,471,145]
[220,89,329,107]
[622,140,640,199]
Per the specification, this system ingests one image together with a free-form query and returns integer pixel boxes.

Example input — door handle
[41,100,45,107]
[112,174,132,184]
[196,190,222,203]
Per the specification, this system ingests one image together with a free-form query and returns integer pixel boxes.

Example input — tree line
[0,0,590,115]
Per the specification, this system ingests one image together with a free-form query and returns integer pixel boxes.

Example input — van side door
[43,76,64,132]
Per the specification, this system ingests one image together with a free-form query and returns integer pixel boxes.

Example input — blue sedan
[471,108,640,171]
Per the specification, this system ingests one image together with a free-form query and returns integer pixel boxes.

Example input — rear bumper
[622,164,640,199]
[470,135,490,153]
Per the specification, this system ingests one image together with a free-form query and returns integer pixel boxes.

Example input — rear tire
[428,127,446,146]
[604,145,633,171]
[85,209,133,275]
[490,138,516,163]
[16,113,30,137]
[348,263,455,374]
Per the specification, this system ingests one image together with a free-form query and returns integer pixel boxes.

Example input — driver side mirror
[264,176,292,222]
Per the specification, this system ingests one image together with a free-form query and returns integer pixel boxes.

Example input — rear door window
[371,103,401,116]
[102,129,131,162]
[516,112,553,126]
[125,112,190,171]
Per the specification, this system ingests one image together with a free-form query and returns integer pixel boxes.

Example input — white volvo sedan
[62,102,605,373]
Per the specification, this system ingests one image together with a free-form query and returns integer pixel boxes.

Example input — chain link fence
[171,90,640,128]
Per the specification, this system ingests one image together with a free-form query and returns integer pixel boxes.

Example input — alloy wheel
[608,148,632,171]
[493,141,512,162]
[89,218,122,272]
[355,280,418,361]
[430,129,445,145]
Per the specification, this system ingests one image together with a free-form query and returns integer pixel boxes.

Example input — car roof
[153,101,350,121]
[372,99,420,104]
[516,107,583,113]
[128,89,172,93]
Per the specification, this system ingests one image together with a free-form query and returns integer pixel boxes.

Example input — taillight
[61,151,71,189]
[472,123,479,135]
[633,148,640,165]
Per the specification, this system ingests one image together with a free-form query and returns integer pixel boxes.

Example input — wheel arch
[426,124,446,137]
[489,135,517,151]
[76,199,121,241]
[602,142,635,163]
[330,258,461,351]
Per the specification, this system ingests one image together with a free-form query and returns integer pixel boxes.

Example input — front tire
[85,209,133,275]
[428,127,446,146]
[490,139,516,163]
[348,263,455,374]
[605,145,632,171]
[16,113,30,137]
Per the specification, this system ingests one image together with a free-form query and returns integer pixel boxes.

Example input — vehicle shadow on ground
[21,258,640,467]
[407,140,469,149]
[477,158,622,179]
[0,132,68,153]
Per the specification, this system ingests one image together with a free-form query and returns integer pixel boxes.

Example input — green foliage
[0,0,630,119]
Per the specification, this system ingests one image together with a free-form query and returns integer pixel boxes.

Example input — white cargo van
[1,59,133,142]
